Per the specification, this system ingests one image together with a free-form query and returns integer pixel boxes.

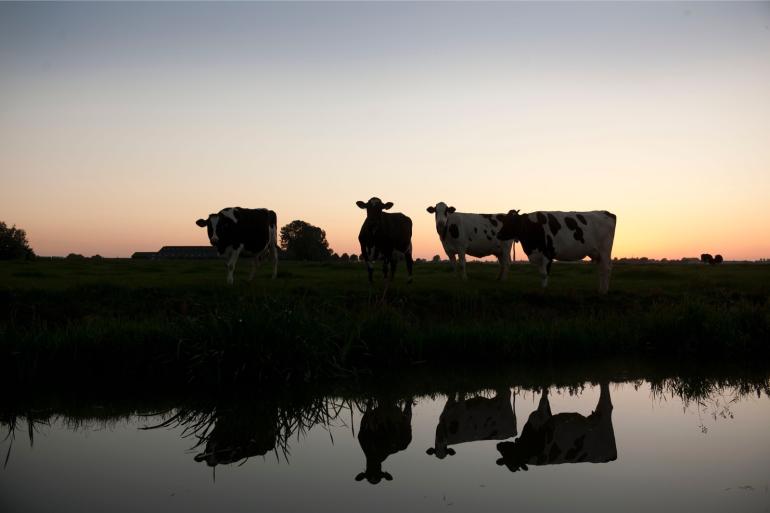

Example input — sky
[1,2,769,259]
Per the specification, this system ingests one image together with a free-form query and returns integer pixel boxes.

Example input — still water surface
[2,379,769,513]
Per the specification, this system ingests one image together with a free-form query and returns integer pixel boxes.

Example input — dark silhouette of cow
[701,253,724,265]
[195,207,278,284]
[496,383,616,472]
[356,197,414,283]
[355,399,413,484]
[427,389,517,459]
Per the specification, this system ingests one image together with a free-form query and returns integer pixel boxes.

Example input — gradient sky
[1,2,769,259]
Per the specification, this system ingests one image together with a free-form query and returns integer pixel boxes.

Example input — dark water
[2,377,769,513]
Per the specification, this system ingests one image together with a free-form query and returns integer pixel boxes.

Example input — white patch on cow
[209,215,220,244]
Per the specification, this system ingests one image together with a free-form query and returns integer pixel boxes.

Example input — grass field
[2,258,769,387]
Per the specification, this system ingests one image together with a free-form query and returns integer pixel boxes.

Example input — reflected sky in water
[2,382,769,513]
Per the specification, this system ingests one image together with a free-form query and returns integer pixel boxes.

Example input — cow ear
[426,448,435,455]
[383,202,393,210]
[496,458,504,466]
[355,472,365,481]
[427,206,435,214]
[356,201,367,209]
[507,209,518,216]
[447,448,456,456]
[447,206,456,214]
[383,472,393,481]
[195,219,207,227]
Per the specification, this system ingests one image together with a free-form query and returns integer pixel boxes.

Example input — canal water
[2,377,769,512]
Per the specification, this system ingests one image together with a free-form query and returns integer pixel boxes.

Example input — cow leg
[448,253,457,275]
[459,252,468,280]
[389,257,397,280]
[271,242,278,279]
[382,259,389,280]
[405,249,414,283]
[597,257,611,294]
[530,253,549,288]
[225,245,243,285]
[497,250,510,281]
[248,254,260,281]
[596,382,613,415]
[366,258,374,283]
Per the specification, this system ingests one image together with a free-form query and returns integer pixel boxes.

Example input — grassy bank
[2,259,769,387]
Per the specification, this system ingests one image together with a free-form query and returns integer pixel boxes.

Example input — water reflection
[355,398,413,484]
[427,388,516,459]
[496,382,616,472]
[193,403,280,467]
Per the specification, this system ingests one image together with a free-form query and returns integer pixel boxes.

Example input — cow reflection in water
[496,383,616,472]
[193,405,279,467]
[428,389,517,459]
[355,399,413,484]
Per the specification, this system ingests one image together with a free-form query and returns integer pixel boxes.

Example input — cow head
[196,208,238,248]
[426,446,456,459]
[356,197,393,219]
[426,202,456,232]
[355,470,393,484]
[496,209,521,241]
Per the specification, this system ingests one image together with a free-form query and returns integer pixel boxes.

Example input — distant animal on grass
[426,202,514,280]
[195,207,278,284]
[356,399,413,484]
[497,210,617,294]
[496,383,616,472]
[356,197,414,284]
[701,253,723,265]
[427,389,517,459]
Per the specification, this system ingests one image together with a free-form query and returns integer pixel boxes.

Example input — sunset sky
[1,2,768,260]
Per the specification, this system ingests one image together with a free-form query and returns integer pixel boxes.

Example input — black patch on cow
[490,219,498,227]
[496,214,505,222]
[474,227,478,233]
[603,210,616,220]
[449,224,459,239]
[548,443,562,463]
[547,213,561,235]
[565,434,586,461]
[487,236,492,241]
[564,217,585,244]
[481,214,492,220]
[576,214,587,225]
[498,211,556,262]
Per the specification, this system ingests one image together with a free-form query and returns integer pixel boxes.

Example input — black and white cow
[356,197,414,283]
[196,207,278,285]
[427,202,514,280]
[496,383,616,472]
[356,399,413,484]
[497,210,617,293]
[426,389,517,459]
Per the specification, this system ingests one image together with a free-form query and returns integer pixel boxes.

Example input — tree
[0,222,35,260]
[279,220,333,261]
[431,255,441,263]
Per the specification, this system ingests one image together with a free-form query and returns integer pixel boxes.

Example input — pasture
[2,259,769,388]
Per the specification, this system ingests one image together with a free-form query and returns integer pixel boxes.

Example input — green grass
[1,259,769,387]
